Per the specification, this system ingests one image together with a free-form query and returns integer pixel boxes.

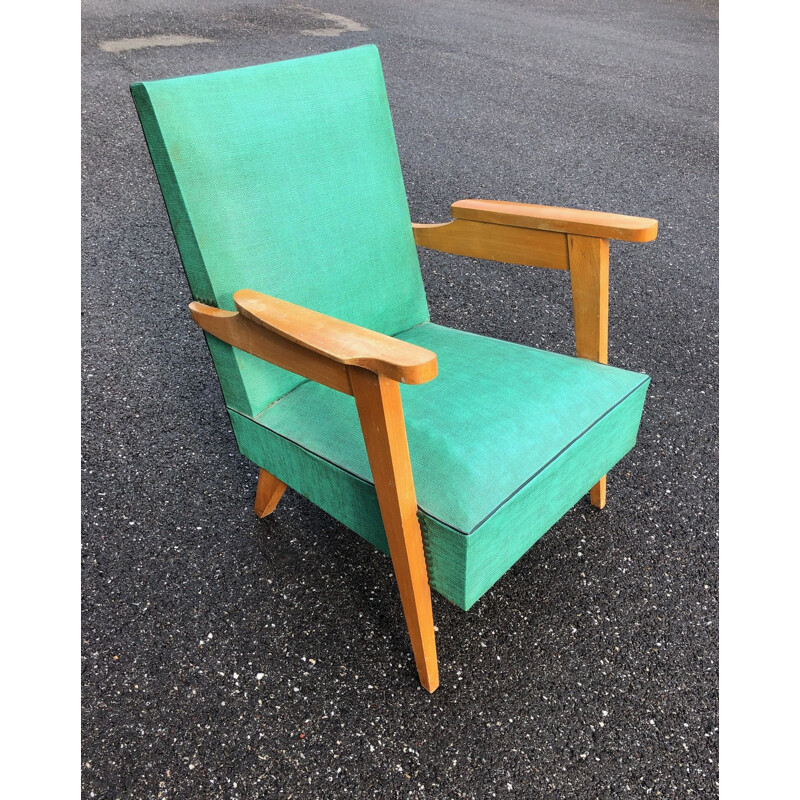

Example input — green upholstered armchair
[131,45,656,692]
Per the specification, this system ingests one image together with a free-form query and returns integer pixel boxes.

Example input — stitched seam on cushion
[229,405,376,487]
[230,374,649,537]
[463,376,650,534]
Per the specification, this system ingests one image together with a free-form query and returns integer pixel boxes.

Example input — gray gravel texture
[82,1,718,797]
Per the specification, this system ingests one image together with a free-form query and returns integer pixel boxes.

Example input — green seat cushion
[229,324,649,608]
[254,323,649,534]
[131,45,429,416]
[230,323,649,609]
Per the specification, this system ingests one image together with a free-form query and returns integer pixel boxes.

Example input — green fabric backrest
[131,45,429,415]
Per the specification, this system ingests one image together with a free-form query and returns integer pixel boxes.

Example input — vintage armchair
[131,45,656,692]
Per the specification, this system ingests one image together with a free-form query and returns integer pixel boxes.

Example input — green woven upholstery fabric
[255,324,649,534]
[421,380,647,608]
[131,46,429,416]
[227,324,648,608]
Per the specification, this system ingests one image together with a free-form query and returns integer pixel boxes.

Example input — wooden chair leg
[254,468,287,518]
[349,366,440,692]
[569,233,611,510]
[590,476,607,509]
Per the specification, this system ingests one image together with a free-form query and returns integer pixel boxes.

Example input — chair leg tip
[590,477,607,509]
[418,662,439,693]
[254,470,288,518]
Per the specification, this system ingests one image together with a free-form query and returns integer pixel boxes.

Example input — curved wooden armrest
[189,290,437,389]
[450,199,658,242]
[412,198,657,272]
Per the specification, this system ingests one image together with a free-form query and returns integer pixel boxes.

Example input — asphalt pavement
[81,1,719,797]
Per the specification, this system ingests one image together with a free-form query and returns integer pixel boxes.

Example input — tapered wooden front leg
[348,367,439,692]
[569,234,610,510]
[254,469,287,518]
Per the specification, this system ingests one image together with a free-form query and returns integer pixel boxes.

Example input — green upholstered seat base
[421,381,647,609]
[227,324,649,610]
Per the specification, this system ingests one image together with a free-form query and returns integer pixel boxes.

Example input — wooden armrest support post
[413,198,658,511]
[349,367,439,692]
[568,234,610,510]
[189,289,439,692]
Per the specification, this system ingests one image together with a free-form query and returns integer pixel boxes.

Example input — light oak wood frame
[189,200,655,692]
[190,290,440,692]
[413,199,658,510]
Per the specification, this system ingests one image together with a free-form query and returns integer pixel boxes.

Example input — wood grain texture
[412,218,568,270]
[254,469,287,517]
[569,235,610,363]
[568,234,610,509]
[451,199,658,243]
[190,303,354,394]
[348,366,439,692]
[234,290,438,385]
[190,292,439,393]
[590,478,607,509]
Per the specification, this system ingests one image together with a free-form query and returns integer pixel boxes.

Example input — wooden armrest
[451,199,658,243]
[190,290,437,387]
